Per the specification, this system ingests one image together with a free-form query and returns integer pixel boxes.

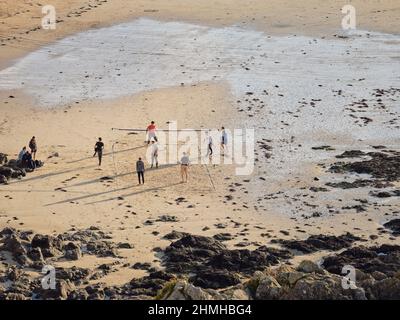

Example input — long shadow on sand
[85,182,183,205]
[44,180,182,206]
[0,189,91,194]
[66,145,147,164]
[7,165,98,185]
[64,163,178,188]
[8,145,148,185]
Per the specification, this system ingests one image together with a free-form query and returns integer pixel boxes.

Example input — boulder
[322,244,400,277]
[0,166,13,179]
[191,270,241,289]
[128,271,176,297]
[0,227,17,236]
[2,234,27,256]
[85,240,118,257]
[224,288,250,300]
[10,167,25,179]
[330,151,400,181]
[370,277,400,300]
[0,174,7,184]
[297,260,321,273]
[57,267,92,283]
[5,293,27,300]
[31,234,62,250]
[67,289,89,300]
[6,266,24,281]
[166,281,213,300]
[40,279,75,300]
[383,219,400,236]
[63,242,82,260]
[255,275,283,300]
[6,159,19,168]
[27,247,45,262]
[117,242,134,249]
[287,275,346,300]
[31,234,63,258]
[164,234,289,281]
[85,284,105,300]
[277,233,362,254]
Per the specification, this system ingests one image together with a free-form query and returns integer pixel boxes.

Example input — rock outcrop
[330,150,400,181]
[163,234,292,289]
[1,228,399,300]
[273,233,362,254]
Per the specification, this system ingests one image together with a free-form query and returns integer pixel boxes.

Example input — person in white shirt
[151,141,159,168]
[180,152,190,183]
[18,146,27,162]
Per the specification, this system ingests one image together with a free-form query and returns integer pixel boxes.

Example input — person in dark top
[22,150,35,170]
[29,136,37,160]
[136,157,145,184]
[93,137,104,166]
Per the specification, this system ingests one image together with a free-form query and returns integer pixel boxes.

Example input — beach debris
[156,215,179,223]
[311,145,335,151]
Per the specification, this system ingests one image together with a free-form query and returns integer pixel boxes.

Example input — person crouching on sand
[180,152,190,183]
[29,136,37,160]
[136,157,145,184]
[93,137,104,166]
[146,121,158,144]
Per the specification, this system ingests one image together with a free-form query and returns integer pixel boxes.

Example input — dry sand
[0,0,399,287]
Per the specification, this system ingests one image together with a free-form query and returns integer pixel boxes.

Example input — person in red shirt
[146,121,158,144]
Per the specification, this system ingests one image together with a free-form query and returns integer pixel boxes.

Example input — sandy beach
[0,0,400,300]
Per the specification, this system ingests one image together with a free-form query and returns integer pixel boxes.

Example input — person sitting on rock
[22,150,35,170]
[17,147,27,163]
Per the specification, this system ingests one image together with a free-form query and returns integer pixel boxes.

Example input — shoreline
[1,0,400,70]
